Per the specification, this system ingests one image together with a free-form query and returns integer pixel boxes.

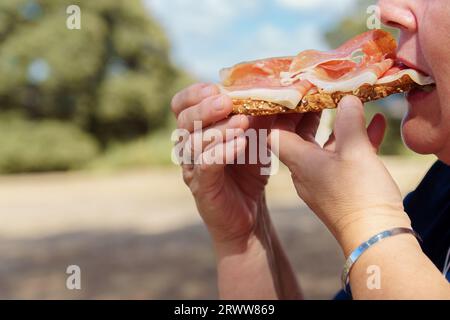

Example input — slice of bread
[231,75,423,116]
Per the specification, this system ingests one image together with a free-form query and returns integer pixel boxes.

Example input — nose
[378,0,417,32]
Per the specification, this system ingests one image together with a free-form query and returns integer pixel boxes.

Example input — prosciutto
[219,30,434,109]
[220,57,293,88]
[219,56,312,108]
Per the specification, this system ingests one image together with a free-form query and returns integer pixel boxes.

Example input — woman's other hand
[270,95,412,256]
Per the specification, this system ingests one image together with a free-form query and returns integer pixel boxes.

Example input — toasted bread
[231,75,424,116]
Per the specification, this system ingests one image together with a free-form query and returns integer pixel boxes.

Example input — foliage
[0,0,190,172]
[0,113,98,173]
[86,127,175,171]
[0,0,180,144]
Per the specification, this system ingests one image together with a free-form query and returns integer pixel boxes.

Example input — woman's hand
[269,95,450,299]
[171,83,320,299]
[171,83,273,249]
[270,95,412,256]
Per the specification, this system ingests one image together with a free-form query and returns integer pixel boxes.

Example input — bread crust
[231,75,424,116]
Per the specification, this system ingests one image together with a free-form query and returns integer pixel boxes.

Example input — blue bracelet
[341,227,422,292]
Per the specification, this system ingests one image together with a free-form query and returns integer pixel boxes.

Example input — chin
[402,116,435,154]
[402,87,447,154]
[401,111,447,155]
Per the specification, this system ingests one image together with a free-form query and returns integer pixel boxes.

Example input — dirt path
[0,156,436,299]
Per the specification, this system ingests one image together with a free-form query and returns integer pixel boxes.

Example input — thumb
[268,128,317,170]
[334,95,371,155]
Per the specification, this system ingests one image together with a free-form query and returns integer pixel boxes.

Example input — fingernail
[339,96,352,109]
[232,115,247,127]
[213,96,224,110]
[201,85,215,97]
[339,95,358,110]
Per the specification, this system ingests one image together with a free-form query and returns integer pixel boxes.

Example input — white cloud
[185,23,329,81]
[253,23,328,57]
[277,0,324,10]
[144,0,262,79]
[145,0,258,37]
[143,0,341,80]
[276,0,355,13]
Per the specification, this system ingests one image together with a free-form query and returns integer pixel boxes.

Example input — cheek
[401,102,449,155]
[406,0,450,156]
[420,1,450,83]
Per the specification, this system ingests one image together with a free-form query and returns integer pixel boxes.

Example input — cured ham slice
[300,58,394,93]
[220,56,313,108]
[218,30,435,115]
[281,30,396,91]
[287,29,396,74]
[220,57,293,88]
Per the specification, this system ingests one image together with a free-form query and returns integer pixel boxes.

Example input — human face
[379,0,450,163]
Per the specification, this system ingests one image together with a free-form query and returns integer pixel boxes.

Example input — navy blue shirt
[335,160,450,299]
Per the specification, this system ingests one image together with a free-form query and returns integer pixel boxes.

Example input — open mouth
[394,59,436,94]
[395,58,429,76]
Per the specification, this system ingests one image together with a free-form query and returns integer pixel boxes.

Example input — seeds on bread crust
[231,75,423,116]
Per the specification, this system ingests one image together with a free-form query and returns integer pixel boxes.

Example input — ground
[0,156,435,299]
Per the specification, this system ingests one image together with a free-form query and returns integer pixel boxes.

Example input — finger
[171,83,219,116]
[367,113,387,153]
[177,94,233,132]
[291,113,304,128]
[247,114,287,134]
[271,114,303,132]
[296,111,322,144]
[195,135,247,189]
[268,128,318,170]
[323,131,336,150]
[181,164,195,185]
[334,95,371,155]
[184,115,249,160]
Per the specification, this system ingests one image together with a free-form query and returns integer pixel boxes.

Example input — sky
[144,0,358,81]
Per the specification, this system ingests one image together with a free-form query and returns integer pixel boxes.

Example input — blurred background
[0,0,436,299]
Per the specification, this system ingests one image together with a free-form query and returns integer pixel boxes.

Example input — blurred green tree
[324,0,409,155]
[0,0,180,145]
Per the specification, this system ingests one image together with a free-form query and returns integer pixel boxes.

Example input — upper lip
[396,57,431,77]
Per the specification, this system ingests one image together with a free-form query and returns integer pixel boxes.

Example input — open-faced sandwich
[219,30,435,116]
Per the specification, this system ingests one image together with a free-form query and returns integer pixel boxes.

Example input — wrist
[211,195,302,299]
[212,195,274,257]
[212,232,261,258]
[334,209,413,258]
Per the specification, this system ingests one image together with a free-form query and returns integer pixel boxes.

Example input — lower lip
[406,87,435,104]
